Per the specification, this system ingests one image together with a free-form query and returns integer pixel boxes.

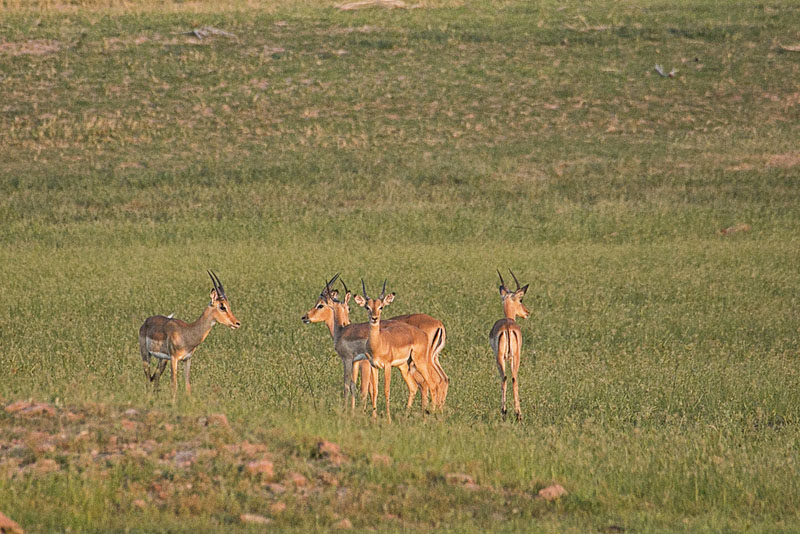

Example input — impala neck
[367,315,384,353]
[182,305,218,351]
[327,305,350,340]
[502,299,517,321]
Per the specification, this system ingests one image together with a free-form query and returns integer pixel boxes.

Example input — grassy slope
[1,0,799,532]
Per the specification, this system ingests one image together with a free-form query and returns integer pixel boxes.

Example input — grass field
[1,0,800,532]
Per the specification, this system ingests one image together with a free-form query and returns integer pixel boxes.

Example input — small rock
[370,453,392,466]
[245,460,274,479]
[207,413,230,428]
[266,483,286,494]
[0,511,24,534]
[6,401,55,417]
[120,419,137,431]
[445,472,475,485]
[173,450,195,468]
[269,501,287,514]
[33,458,59,474]
[133,499,147,509]
[538,483,568,501]
[719,223,751,236]
[123,408,139,417]
[317,440,347,465]
[240,513,271,525]
[332,518,353,529]
[287,472,307,487]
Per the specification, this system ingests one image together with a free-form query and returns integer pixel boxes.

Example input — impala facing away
[139,271,240,399]
[489,270,529,422]
[354,280,440,422]
[301,275,449,412]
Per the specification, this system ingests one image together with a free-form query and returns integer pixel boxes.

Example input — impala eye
[219,304,227,312]
[317,304,324,309]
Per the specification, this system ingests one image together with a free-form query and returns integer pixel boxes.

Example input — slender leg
[496,333,508,420]
[183,358,192,396]
[342,357,354,410]
[383,365,392,423]
[170,358,179,400]
[358,360,371,411]
[397,363,419,414]
[511,337,522,422]
[409,354,436,416]
[371,367,379,419]
[153,360,168,391]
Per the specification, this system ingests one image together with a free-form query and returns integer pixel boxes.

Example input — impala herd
[139,269,530,421]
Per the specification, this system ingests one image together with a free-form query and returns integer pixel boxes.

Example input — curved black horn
[322,273,339,299]
[380,279,387,299]
[509,269,521,290]
[496,269,506,289]
[361,278,368,299]
[208,270,220,292]
[340,277,349,295]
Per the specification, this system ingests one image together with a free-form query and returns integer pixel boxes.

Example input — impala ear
[499,286,508,297]
[343,292,351,305]
[383,293,395,305]
[515,285,529,298]
[329,289,339,300]
[354,294,367,307]
[210,288,220,302]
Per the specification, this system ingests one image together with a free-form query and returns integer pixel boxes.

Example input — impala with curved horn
[302,276,449,411]
[353,279,439,422]
[489,269,530,421]
[139,271,241,399]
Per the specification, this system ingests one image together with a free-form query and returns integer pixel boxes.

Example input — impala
[489,269,529,421]
[302,276,449,411]
[354,280,439,422]
[139,271,240,399]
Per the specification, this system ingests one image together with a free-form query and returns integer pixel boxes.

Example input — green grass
[1,0,800,532]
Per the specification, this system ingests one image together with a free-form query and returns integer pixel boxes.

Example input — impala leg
[358,360,372,412]
[342,357,355,411]
[170,358,179,400]
[370,367,379,419]
[183,358,192,396]
[397,363,419,415]
[383,365,392,423]
[152,359,168,391]
[410,355,436,416]
[497,351,508,420]
[511,350,521,422]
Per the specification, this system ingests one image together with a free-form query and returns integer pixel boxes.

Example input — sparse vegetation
[1,0,799,532]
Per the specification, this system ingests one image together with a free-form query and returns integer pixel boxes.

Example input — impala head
[208,270,241,329]
[354,279,394,326]
[301,273,351,326]
[497,269,530,320]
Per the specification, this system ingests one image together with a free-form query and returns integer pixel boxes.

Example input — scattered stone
[332,518,353,529]
[287,472,308,487]
[337,0,415,9]
[317,440,347,465]
[537,483,568,501]
[370,453,392,466]
[120,419,137,432]
[5,401,55,417]
[318,471,340,486]
[269,501,287,514]
[32,458,59,475]
[0,511,24,534]
[207,413,230,428]
[719,223,751,236]
[266,483,287,494]
[123,408,139,417]
[245,460,274,479]
[173,450,195,468]
[133,499,147,509]
[240,513,271,525]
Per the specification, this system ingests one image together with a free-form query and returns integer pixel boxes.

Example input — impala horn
[509,269,520,291]
[497,269,506,291]
[361,278,368,299]
[380,279,387,299]
[208,270,226,300]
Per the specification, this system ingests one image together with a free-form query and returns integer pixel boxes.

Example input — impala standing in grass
[354,280,439,422]
[139,271,240,399]
[489,270,529,422]
[302,275,449,411]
